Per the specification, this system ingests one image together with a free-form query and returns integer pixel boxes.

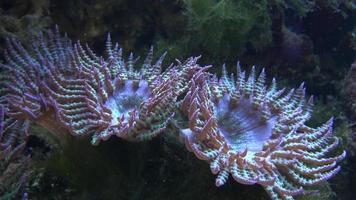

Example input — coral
[0,27,200,145]
[180,64,345,199]
[0,105,30,199]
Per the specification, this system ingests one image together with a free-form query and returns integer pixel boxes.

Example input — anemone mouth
[104,80,151,124]
[215,94,277,152]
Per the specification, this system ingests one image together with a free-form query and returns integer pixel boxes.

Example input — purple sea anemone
[0,27,346,199]
[180,64,346,199]
[1,27,200,144]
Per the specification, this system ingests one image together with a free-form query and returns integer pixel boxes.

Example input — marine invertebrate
[1,27,200,144]
[180,64,345,199]
[0,28,74,140]
[0,105,30,199]
[0,27,346,199]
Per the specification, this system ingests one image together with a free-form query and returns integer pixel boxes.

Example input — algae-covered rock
[178,0,272,63]
[0,0,51,49]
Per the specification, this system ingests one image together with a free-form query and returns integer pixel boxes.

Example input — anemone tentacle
[0,105,30,198]
[180,63,346,200]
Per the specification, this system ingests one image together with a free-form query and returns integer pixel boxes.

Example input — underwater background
[0,0,355,199]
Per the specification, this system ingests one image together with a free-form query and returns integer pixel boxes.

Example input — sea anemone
[0,27,201,144]
[180,64,346,199]
[0,27,346,199]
